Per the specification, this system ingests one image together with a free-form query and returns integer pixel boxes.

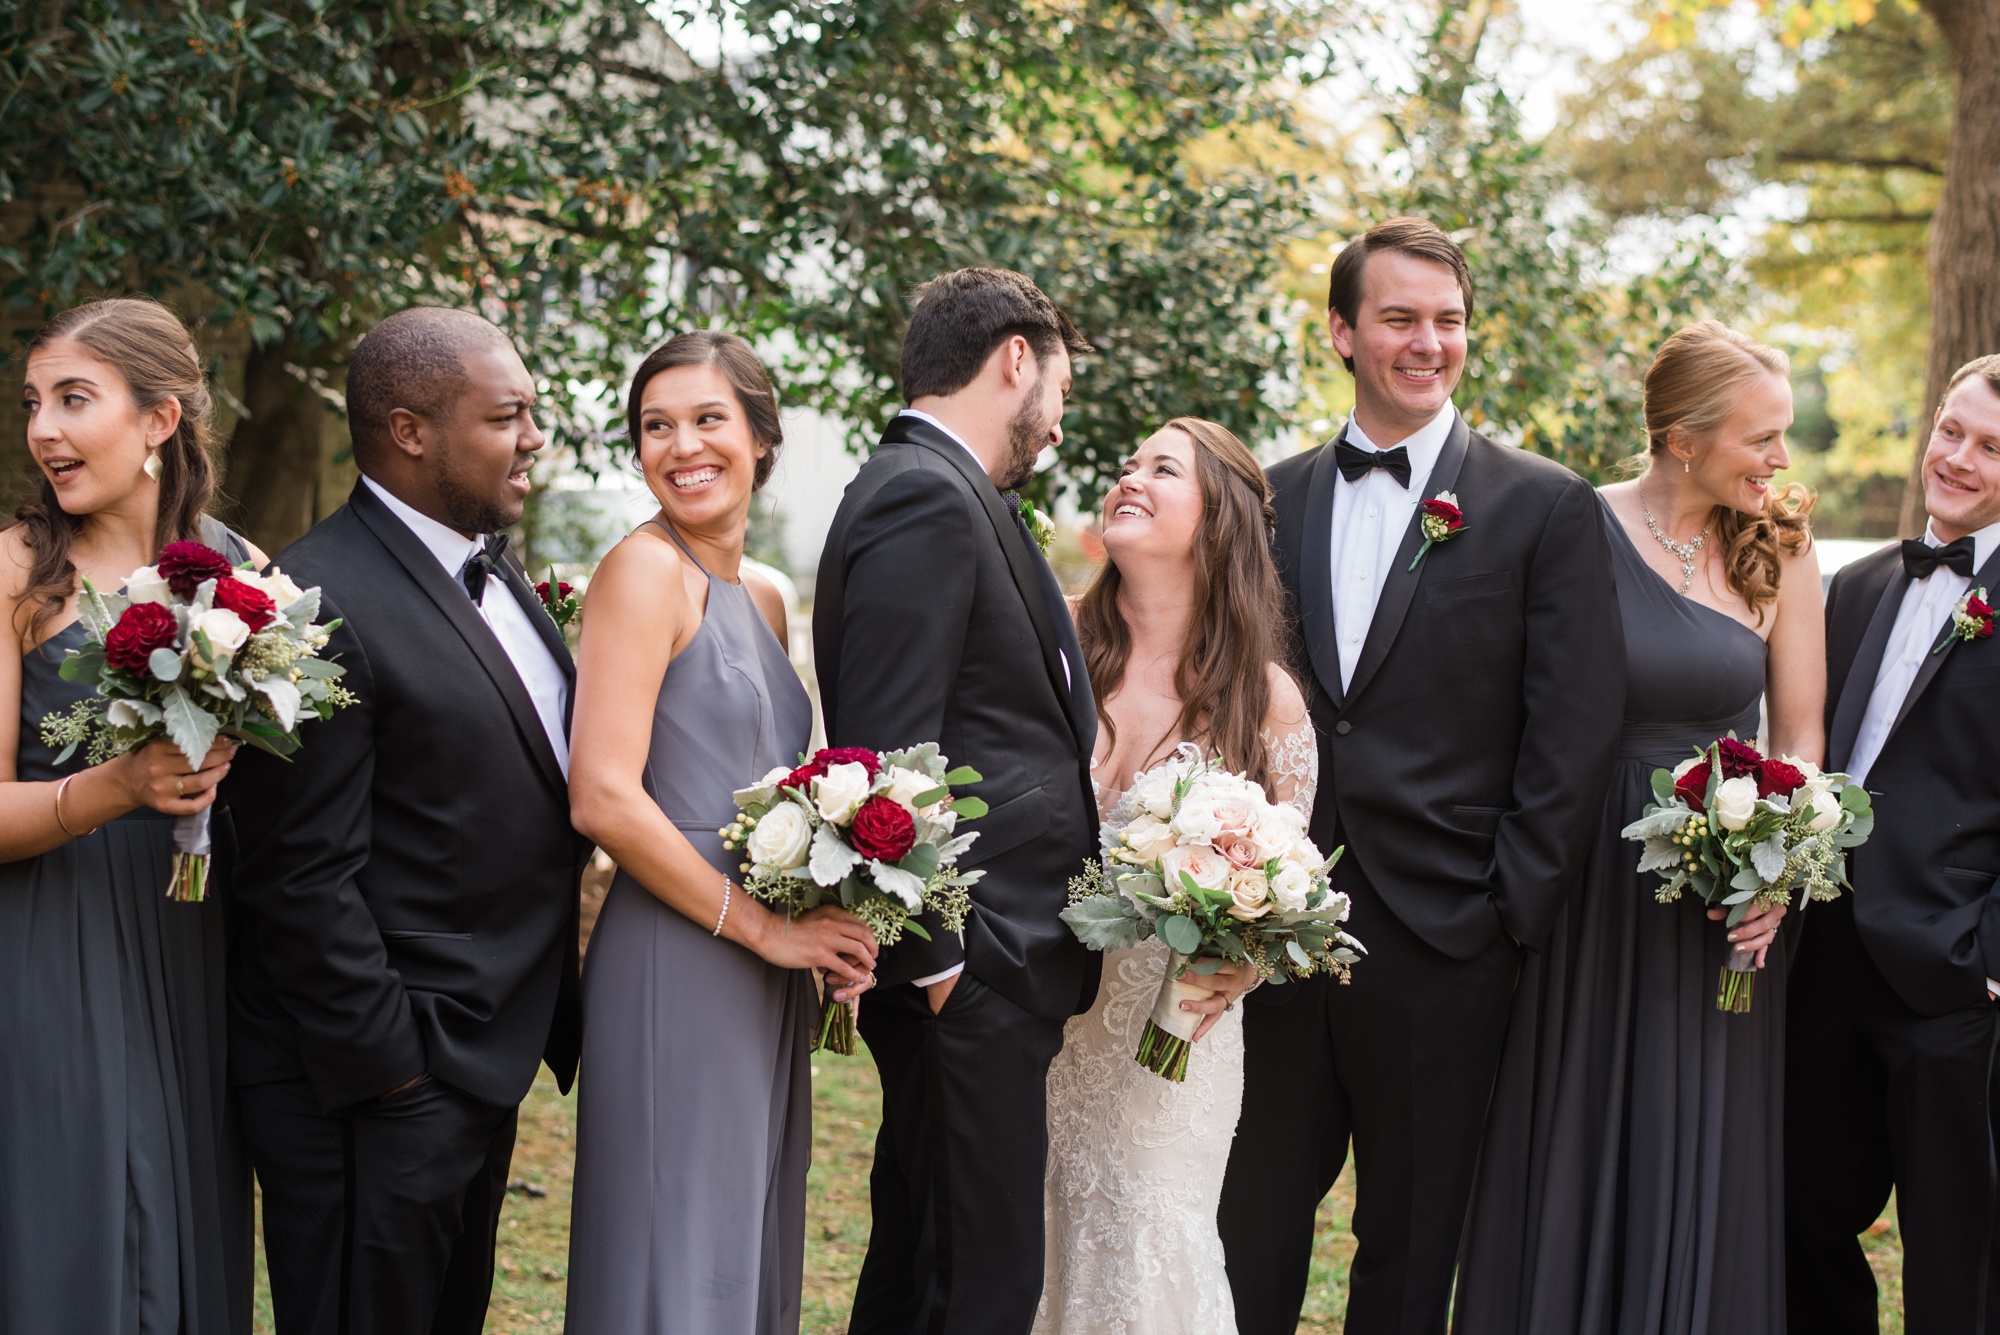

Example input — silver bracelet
[712,877,733,937]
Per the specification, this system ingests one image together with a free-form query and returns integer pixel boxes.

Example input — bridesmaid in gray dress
[1457,323,1824,1335]
[567,332,878,1334]
[2,300,252,1334]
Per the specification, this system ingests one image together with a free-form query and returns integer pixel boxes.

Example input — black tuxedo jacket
[1268,417,1625,958]
[1824,540,2000,1016]
[814,414,1100,1019]
[221,480,584,1112]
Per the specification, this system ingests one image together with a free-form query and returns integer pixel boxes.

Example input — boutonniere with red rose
[536,568,580,630]
[1932,586,1993,654]
[1409,491,1466,571]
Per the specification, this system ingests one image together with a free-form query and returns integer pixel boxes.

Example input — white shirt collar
[1926,515,2000,574]
[1343,403,1457,477]
[361,474,484,577]
[897,408,982,468]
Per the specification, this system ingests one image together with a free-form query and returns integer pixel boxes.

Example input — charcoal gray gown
[565,520,816,1335]
[1455,499,1789,1335]
[0,525,253,1335]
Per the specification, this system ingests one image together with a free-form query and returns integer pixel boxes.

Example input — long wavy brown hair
[1075,417,1293,790]
[11,299,218,648]
[1642,320,1814,623]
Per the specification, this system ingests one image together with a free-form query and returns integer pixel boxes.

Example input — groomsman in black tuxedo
[1787,355,2000,1335]
[1218,217,1625,1335]
[221,308,583,1335]
[814,268,1099,1334]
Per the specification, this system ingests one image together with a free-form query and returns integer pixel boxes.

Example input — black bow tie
[1334,441,1412,488]
[460,533,510,602]
[1901,536,1976,581]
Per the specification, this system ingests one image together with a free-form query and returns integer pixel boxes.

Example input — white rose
[1711,775,1759,831]
[881,766,940,812]
[1171,795,1223,845]
[813,762,872,824]
[1161,842,1231,893]
[240,566,305,610]
[746,802,813,872]
[1225,867,1272,921]
[1271,862,1313,913]
[1117,815,1180,865]
[1249,806,1298,862]
[1802,784,1842,834]
[126,565,172,607]
[1209,791,1258,836]
[1130,767,1178,820]
[1292,835,1328,869]
[196,607,250,655]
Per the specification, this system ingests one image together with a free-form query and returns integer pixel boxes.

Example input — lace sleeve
[1262,719,1319,817]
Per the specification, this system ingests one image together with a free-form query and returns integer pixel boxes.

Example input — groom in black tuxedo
[221,308,583,1335]
[815,267,1099,1334]
[1786,356,2000,1335]
[1219,217,1624,1334]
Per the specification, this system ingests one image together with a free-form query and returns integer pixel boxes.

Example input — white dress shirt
[1327,404,1457,690]
[1846,518,1999,787]
[361,475,571,776]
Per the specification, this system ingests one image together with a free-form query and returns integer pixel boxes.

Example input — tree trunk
[1901,0,2000,536]
[221,337,328,554]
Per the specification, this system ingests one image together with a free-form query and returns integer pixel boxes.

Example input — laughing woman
[0,299,255,1334]
[565,331,879,1335]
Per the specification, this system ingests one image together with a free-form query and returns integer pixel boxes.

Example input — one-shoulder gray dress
[1457,498,1789,1335]
[0,526,252,1335]
[565,521,816,1335]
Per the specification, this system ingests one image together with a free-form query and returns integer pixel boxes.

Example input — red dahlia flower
[156,541,235,600]
[1716,737,1763,778]
[105,602,180,675]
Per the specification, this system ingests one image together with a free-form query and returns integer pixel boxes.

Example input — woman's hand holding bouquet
[722,743,988,1054]
[1061,746,1364,1082]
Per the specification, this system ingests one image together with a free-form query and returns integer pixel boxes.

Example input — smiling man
[1787,355,2000,1335]
[220,308,585,1335]
[1219,218,1626,1335]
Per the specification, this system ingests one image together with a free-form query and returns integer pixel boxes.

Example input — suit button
[1334,720,1352,736]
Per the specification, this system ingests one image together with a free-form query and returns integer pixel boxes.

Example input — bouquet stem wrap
[1136,956,1214,1083]
[1718,947,1758,1013]
[168,809,211,903]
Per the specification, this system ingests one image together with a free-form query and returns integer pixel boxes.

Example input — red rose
[1421,498,1464,531]
[211,577,277,631]
[105,601,180,675]
[156,541,234,600]
[1674,760,1711,807]
[536,580,573,601]
[781,757,827,792]
[1968,594,1994,620]
[1716,737,1763,778]
[848,795,917,862]
[1755,759,1807,799]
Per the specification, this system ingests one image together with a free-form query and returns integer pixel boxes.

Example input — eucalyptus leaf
[1157,914,1202,955]
[941,766,981,786]
[1651,768,1677,806]
[148,647,183,682]
[951,797,990,819]
[1286,940,1312,970]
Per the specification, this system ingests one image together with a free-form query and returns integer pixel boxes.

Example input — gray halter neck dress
[0,521,253,1335]
[1457,497,1789,1335]
[565,520,815,1335]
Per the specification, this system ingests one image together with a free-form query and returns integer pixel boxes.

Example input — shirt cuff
[1987,977,1998,999]
[913,964,966,989]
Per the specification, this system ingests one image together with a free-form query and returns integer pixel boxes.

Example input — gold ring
[175,777,185,796]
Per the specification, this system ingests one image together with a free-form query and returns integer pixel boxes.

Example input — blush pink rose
[1216,834,1263,870]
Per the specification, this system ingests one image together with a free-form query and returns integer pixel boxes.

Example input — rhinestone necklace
[1641,476,1709,594]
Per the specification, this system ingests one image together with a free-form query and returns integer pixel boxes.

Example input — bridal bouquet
[1061,747,1363,1082]
[39,541,353,902]
[721,744,988,1054]
[1621,734,1873,1013]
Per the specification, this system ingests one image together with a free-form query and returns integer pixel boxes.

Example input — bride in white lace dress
[1036,419,1318,1335]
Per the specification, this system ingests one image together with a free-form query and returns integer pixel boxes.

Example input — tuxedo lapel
[1298,434,1345,710]
[1344,415,1470,708]
[1887,543,2000,738]
[1825,552,1904,771]
[888,419,1086,747]
[348,482,569,796]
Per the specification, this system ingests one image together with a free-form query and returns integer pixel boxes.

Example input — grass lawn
[251,1049,1910,1333]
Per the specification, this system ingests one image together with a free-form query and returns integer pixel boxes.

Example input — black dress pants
[849,974,1067,1335]
[238,1075,518,1335]
[1786,892,2000,1335]
[1219,863,1521,1335]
